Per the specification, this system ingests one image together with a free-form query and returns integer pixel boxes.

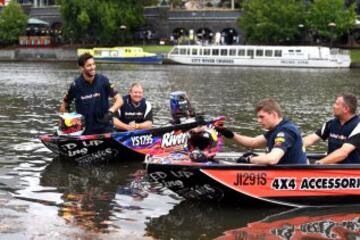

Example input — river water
[0,62,360,239]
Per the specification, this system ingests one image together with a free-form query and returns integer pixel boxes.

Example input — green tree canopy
[0,0,28,44]
[238,0,306,44]
[238,0,356,45]
[59,0,144,44]
[307,0,356,44]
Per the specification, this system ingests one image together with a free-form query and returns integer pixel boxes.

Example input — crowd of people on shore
[59,52,360,165]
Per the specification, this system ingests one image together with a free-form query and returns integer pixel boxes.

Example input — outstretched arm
[303,133,321,148]
[232,133,267,149]
[317,143,356,164]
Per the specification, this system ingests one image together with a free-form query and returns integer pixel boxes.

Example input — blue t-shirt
[116,95,153,124]
[264,119,307,165]
[63,74,118,135]
[316,116,360,164]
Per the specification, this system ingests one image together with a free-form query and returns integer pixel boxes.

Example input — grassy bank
[141,45,173,54]
[351,49,360,64]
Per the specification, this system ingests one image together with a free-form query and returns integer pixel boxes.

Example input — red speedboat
[145,151,360,207]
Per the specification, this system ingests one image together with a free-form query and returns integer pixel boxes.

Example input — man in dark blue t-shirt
[59,53,123,135]
[113,82,153,131]
[304,93,360,164]
[217,99,307,165]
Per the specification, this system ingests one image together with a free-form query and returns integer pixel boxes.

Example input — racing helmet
[57,112,85,136]
[187,128,218,162]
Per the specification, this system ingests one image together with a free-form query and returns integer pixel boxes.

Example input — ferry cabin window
[265,50,273,57]
[229,49,236,56]
[94,50,102,56]
[204,49,211,56]
[274,50,282,57]
[247,49,254,57]
[221,49,228,56]
[187,49,190,55]
[238,49,245,56]
[111,51,117,57]
[256,49,264,57]
[180,49,186,55]
[172,48,179,55]
[192,48,198,55]
[212,49,219,56]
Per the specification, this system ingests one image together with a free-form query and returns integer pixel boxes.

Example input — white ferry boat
[167,45,351,68]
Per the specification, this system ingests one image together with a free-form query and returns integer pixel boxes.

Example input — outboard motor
[170,91,195,124]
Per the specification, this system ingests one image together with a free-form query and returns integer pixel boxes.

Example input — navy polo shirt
[63,74,118,135]
[316,116,360,164]
[116,95,153,124]
[264,119,307,165]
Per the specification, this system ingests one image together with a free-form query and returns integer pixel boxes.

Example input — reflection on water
[0,62,360,238]
[146,201,360,240]
[39,159,150,233]
[215,206,360,240]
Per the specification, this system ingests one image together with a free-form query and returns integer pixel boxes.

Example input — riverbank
[1,46,360,67]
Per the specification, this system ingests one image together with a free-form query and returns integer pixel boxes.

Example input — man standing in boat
[59,53,123,135]
[113,82,153,131]
[303,93,360,164]
[217,99,307,165]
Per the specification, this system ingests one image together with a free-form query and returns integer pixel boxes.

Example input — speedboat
[40,116,224,164]
[144,151,360,207]
[40,91,223,164]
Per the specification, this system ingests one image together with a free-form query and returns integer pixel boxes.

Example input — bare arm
[113,118,135,131]
[232,133,267,149]
[317,143,356,164]
[109,94,123,113]
[303,133,321,148]
[131,120,153,130]
[59,101,68,113]
[250,148,285,165]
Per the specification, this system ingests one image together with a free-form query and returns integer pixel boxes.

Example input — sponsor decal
[80,92,101,100]
[329,133,347,141]
[161,131,188,148]
[272,177,360,191]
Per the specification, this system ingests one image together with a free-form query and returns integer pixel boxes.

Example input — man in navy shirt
[217,99,307,165]
[59,53,123,135]
[113,82,153,131]
[303,93,360,164]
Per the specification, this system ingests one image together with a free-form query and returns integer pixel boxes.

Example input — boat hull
[145,153,360,207]
[40,117,224,164]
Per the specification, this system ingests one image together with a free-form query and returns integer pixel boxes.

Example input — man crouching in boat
[59,53,123,135]
[303,93,360,164]
[217,99,307,165]
[113,82,153,131]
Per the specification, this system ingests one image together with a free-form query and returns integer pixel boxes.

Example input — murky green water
[0,62,360,239]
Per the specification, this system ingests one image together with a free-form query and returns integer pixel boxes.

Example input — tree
[59,0,144,44]
[238,0,306,45]
[307,0,356,44]
[0,0,28,44]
